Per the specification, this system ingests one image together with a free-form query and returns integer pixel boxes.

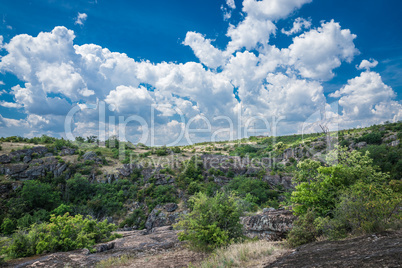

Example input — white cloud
[75,12,87,26]
[0,1,399,143]
[105,85,154,113]
[281,17,311,35]
[242,0,312,21]
[0,101,22,108]
[226,17,276,53]
[357,59,378,70]
[0,81,4,85]
[287,20,359,80]
[226,0,236,9]
[183,32,225,69]
[330,71,401,123]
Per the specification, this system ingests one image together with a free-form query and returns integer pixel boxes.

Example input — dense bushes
[224,176,278,207]
[118,209,147,229]
[356,132,383,145]
[1,213,120,259]
[359,144,402,180]
[288,147,401,247]
[0,175,138,235]
[21,181,61,211]
[175,192,243,251]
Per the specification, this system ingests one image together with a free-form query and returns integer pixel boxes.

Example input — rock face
[82,151,103,164]
[263,174,294,190]
[0,146,48,164]
[4,227,183,268]
[145,204,185,231]
[240,208,296,241]
[266,230,402,268]
[0,156,68,180]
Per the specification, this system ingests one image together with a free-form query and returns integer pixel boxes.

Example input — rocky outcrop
[263,174,294,190]
[240,208,296,241]
[389,140,400,147]
[145,203,185,231]
[0,146,48,164]
[59,148,76,156]
[82,151,103,164]
[4,227,183,268]
[0,156,68,180]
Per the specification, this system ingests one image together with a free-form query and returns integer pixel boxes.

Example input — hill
[0,121,401,266]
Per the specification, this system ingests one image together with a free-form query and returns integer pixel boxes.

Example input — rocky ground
[3,226,205,268]
[6,229,401,267]
[266,230,402,268]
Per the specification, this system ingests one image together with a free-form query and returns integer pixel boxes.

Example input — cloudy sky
[0,0,401,145]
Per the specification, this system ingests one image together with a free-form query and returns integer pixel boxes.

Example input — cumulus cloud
[183,32,225,69]
[0,101,22,108]
[0,0,399,143]
[281,17,311,35]
[105,85,154,113]
[242,0,312,21]
[330,71,401,124]
[357,59,378,70]
[226,17,276,53]
[74,12,87,25]
[287,20,359,80]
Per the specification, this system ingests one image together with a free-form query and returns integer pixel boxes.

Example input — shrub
[322,181,401,239]
[119,209,146,229]
[1,218,16,235]
[21,181,60,211]
[224,176,276,206]
[175,192,243,251]
[287,209,320,247]
[357,132,382,145]
[1,213,120,259]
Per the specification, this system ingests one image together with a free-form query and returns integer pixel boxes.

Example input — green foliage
[230,144,258,157]
[357,132,383,144]
[1,218,16,235]
[322,181,401,239]
[21,180,61,211]
[359,144,402,180]
[152,185,177,206]
[177,156,204,190]
[51,204,72,216]
[224,176,277,206]
[208,167,225,176]
[119,209,147,229]
[287,209,319,247]
[175,192,243,252]
[291,147,389,217]
[289,147,400,246]
[155,147,169,156]
[1,213,119,259]
[171,146,181,153]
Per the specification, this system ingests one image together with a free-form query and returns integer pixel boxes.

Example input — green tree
[2,213,120,259]
[21,181,60,211]
[175,192,243,251]
[291,147,389,217]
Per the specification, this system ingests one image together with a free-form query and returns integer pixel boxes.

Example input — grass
[96,254,133,268]
[189,240,288,268]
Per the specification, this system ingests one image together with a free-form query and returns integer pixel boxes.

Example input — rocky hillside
[0,121,401,266]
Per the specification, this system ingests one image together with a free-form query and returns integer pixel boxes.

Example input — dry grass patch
[190,240,288,268]
[0,142,30,155]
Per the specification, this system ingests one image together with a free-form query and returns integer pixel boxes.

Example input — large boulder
[59,148,76,156]
[240,208,296,241]
[145,204,186,231]
[0,155,11,164]
[82,151,103,164]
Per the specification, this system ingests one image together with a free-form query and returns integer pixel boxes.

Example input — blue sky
[0,0,401,144]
